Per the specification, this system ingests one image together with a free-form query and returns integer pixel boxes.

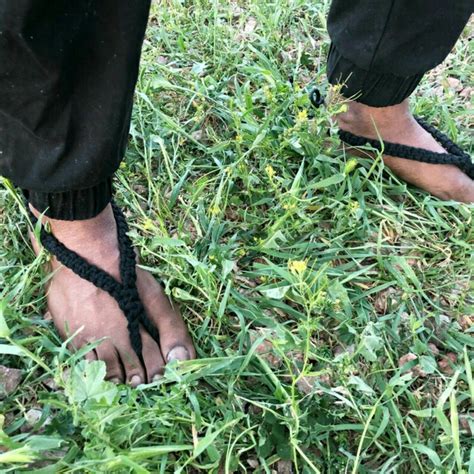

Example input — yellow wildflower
[344,158,358,175]
[263,86,273,101]
[288,259,308,275]
[143,218,154,231]
[333,103,348,115]
[209,204,221,216]
[296,109,308,123]
[349,201,359,211]
[265,165,276,179]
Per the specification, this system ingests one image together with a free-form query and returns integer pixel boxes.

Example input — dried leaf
[398,353,427,377]
[438,353,457,375]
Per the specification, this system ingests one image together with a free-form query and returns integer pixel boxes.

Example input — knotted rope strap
[29,202,159,358]
[338,119,474,179]
[308,88,474,179]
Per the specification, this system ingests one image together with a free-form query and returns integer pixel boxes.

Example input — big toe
[137,269,196,364]
[167,346,191,363]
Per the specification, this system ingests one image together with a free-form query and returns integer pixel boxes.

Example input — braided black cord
[338,118,474,179]
[415,118,469,160]
[29,202,160,357]
[307,88,473,179]
[111,202,160,343]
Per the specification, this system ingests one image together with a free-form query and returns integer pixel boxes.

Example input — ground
[1,1,473,472]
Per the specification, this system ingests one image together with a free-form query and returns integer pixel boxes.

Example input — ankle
[337,99,413,135]
[29,203,117,250]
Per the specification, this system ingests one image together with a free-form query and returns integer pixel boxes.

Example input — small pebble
[0,365,22,399]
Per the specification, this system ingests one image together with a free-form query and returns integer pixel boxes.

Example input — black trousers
[0,1,471,221]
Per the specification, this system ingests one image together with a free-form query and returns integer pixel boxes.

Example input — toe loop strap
[28,201,159,358]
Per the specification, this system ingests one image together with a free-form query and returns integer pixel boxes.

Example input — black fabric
[0,1,472,219]
[339,118,474,180]
[24,178,112,221]
[0,0,151,219]
[327,44,424,107]
[327,0,473,106]
[28,201,159,357]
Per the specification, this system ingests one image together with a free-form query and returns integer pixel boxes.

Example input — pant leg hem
[24,178,113,221]
[327,43,424,107]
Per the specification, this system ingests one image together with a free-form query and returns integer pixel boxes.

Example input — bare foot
[30,204,196,386]
[337,100,474,203]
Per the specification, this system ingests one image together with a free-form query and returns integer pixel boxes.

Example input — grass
[1,1,473,472]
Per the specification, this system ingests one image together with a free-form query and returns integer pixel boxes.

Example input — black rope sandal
[28,201,159,359]
[309,88,474,180]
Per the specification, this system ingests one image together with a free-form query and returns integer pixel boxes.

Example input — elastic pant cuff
[327,43,424,107]
[24,178,113,221]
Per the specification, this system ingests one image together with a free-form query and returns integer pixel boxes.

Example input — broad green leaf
[66,360,117,405]
[408,444,442,468]
[0,344,24,356]
[0,447,36,464]
[151,236,186,248]
[359,323,383,362]
[259,285,290,300]
[309,173,345,190]
[419,355,437,375]
[221,260,235,279]
[348,375,375,396]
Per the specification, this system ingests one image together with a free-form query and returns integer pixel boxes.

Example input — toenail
[130,375,142,387]
[167,346,190,363]
[152,374,162,382]
[109,377,121,384]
